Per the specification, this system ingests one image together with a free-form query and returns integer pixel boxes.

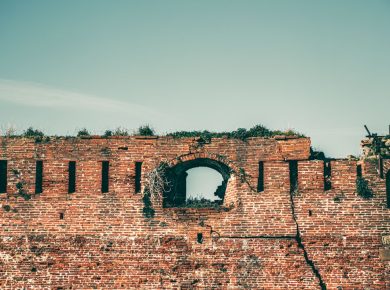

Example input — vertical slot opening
[135,162,142,193]
[197,233,203,244]
[101,161,109,193]
[378,158,384,179]
[356,164,362,178]
[68,161,76,193]
[35,160,43,194]
[324,161,332,191]
[289,160,298,194]
[0,160,7,193]
[257,161,264,192]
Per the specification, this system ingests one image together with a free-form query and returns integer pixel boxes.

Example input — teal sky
[0,0,389,158]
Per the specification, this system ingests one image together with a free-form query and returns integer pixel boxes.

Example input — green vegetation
[136,125,155,136]
[77,128,90,137]
[2,205,11,212]
[23,127,44,138]
[103,127,129,137]
[23,127,48,143]
[16,181,31,200]
[4,124,304,140]
[310,147,326,160]
[180,197,222,209]
[167,124,304,142]
[142,189,155,218]
[356,176,373,199]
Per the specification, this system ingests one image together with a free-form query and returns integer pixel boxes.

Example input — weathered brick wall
[0,136,388,289]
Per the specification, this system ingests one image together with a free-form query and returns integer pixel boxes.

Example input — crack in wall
[205,190,326,289]
[289,191,327,290]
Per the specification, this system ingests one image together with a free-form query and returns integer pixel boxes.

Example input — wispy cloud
[0,79,161,117]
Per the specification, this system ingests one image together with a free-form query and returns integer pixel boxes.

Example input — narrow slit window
[356,164,362,178]
[68,161,76,193]
[0,160,7,193]
[257,161,264,192]
[197,233,203,244]
[135,162,142,193]
[289,160,298,193]
[35,160,43,194]
[324,161,332,191]
[378,158,384,179]
[101,161,109,193]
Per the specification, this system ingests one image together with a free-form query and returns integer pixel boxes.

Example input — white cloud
[0,79,162,117]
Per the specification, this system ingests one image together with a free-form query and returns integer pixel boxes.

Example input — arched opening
[386,170,390,209]
[186,167,224,200]
[163,158,231,208]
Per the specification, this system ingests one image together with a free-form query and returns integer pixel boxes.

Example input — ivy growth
[142,189,155,218]
[356,176,373,199]
[2,204,11,212]
[16,181,32,200]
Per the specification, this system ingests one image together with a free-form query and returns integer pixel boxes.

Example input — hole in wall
[101,161,109,193]
[68,161,76,193]
[257,161,264,192]
[135,162,142,193]
[379,158,384,179]
[289,161,298,193]
[308,210,312,216]
[59,213,64,220]
[35,160,43,194]
[324,161,332,191]
[197,233,203,244]
[186,167,224,201]
[356,164,362,178]
[163,158,230,208]
[0,160,7,193]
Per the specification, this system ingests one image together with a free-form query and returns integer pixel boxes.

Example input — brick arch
[167,152,241,176]
[163,152,240,207]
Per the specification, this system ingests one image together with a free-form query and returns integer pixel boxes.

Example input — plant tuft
[77,128,90,137]
[23,127,45,143]
[104,127,128,137]
[137,125,155,136]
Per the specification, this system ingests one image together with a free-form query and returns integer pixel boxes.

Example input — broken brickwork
[0,135,389,289]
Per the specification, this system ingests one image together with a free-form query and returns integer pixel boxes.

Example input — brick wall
[0,136,388,289]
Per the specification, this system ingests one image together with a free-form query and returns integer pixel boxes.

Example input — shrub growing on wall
[356,177,373,199]
[23,127,46,143]
[167,124,305,141]
[137,125,155,136]
[77,128,90,137]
